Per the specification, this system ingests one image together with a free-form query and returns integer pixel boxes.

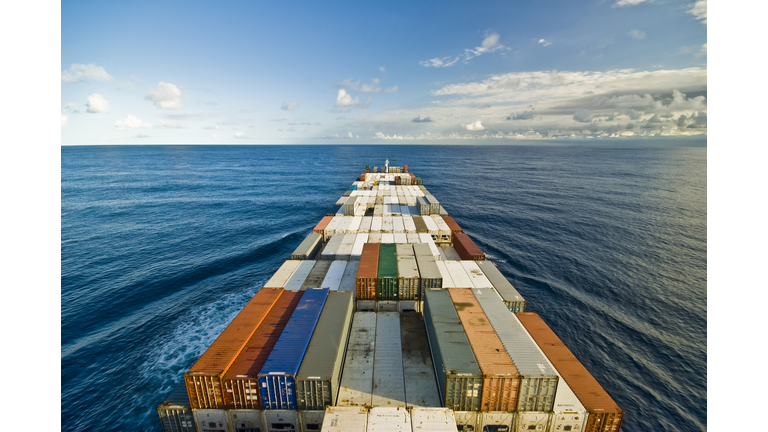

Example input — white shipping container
[338,261,360,295]
[368,233,382,243]
[406,233,421,244]
[431,216,452,242]
[228,409,262,432]
[337,313,377,408]
[478,412,515,432]
[434,261,455,288]
[440,247,461,261]
[336,196,349,206]
[325,215,344,240]
[263,410,299,432]
[381,233,395,244]
[393,233,407,244]
[402,216,416,233]
[417,233,440,260]
[338,216,355,234]
[264,260,301,288]
[452,412,479,432]
[410,408,457,432]
[382,215,394,233]
[193,409,230,432]
[321,236,345,261]
[349,216,363,233]
[392,217,405,233]
[360,216,373,233]
[336,233,358,260]
[322,261,348,291]
[374,205,383,217]
[371,313,406,408]
[351,233,370,260]
[371,217,383,232]
[460,261,494,289]
[284,260,317,290]
[321,407,368,432]
[444,261,473,288]
[367,407,411,432]
[422,215,439,237]
[355,205,366,217]
[514,412,551,432]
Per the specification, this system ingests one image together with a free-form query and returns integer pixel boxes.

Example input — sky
[59,0,707,144]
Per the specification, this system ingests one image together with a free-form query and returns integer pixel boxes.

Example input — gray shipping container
[414,254,442,295]
[371,313,406,408]
[337,312,377,408]
[321,235,345,260]
[422,290,483,412]
[291,232,323,260]
[284,260,317,290]
[157,381,196,432]
[473,288,559,412]
[416,196,430,216]
[476,261,527,313]
[295,291,355,410]
[301,260,332,290]
[338,260,360,295]
[397,255,420,300]
[396,243,414,257]
[399,314,442,408]
[425,195,440,215]
[345,196,359,216]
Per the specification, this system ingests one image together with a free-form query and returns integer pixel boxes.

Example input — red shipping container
[453,232,485,260]
[441,216,463,234]
[356,243,379,300]
[313,216,333,239]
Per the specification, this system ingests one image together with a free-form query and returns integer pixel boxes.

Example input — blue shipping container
[258,288,329,409]
[348,185,357,190]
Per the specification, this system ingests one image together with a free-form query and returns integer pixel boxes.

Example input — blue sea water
[61,144,706,432]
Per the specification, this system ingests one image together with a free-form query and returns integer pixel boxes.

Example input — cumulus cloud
[573,110,593,123]
[464,120,484,131]
[334,89,371,110]
[61,115,68,127]
[421,31,507,67]
[688,0,706,24]
[506,109,535,120]
[61,63,114,83]
[412,116,433,123]
[157,119,184,129]
[613,0,650,6]
[146,82,183,109]
[86,94,110,113]
[115,115,152,130]
[333,78,382,93]
[629,29,646,40]
[281,102,298,111]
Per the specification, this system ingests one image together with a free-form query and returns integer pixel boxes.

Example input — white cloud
[61,63,114,83]
[115,114,152,130]
[86,94,110,113]
[380,66,386,73]
[613,0,650,7]
[628,29,646,40]
[464,120,484,131]
[146,82,183,109]
[333,78,382,93]
[421,31,507,67]
[202,124,222,130]
[281,102,298,111]
[64,102,80,114]
[157,119,184,129]
[538,39,553,47]
[61,115,68,127]
[234,132,247,138]
[385,85,399,93]
[334,89,371,110]
[688,0,706,24]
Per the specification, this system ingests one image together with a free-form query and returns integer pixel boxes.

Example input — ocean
[61,144,707,431]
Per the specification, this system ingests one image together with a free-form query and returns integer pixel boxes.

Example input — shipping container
[337,312,377,408]
[337,216,354,234]
[349,216,363,233]
[371,313,406,407]
[368,233,382,244]
[416,197,430,216]
[321,407,368,432]
[452,411,479,432]
[321,236,345,261]
[360,216,373,233]
[325,216,344,241]
[411,216,428,233]
[402,216,416,233]
[382,215,394,233]
[300,410,326,432]
[439,247,461,261]
[475,262,526,313]
[371,216,383,232]
[262,410,299,432]
[460,261,494,289]
[336,197,349,206]
[185,288,284,409]
[227,409,262,432]
[322,261,348,291]
[452,233,485,261]
[338,261,360,295]
[435,261,455,289]
[430,216,452,243]
[302,260,333,290]
[393,233,408,244]
[444,261,473,288]
[410,407,457,432]
[399,313,442,408]
[424,195,440,215]
[421,216,440,241]
[392,216,405,233]
[367,407,411,432]
[422,289,483,412]
[414,253,442,295]
[222,290,305,409]
[158,381,196,432]
[377,243,399,300]
[345,197,358,216]
[336,233,358,261]
[263,261,302,289]
[514,412,551,432]
[516,312,624,432]
[478,412,515,432]
[406,233,421,244]
[292,233,323,260]
[296,291,355,410]
[194,409,230,432]
[448,289,520,412]
[356,243,379,300]
[440,216,463,234]
[380,233,395,244]
[351,233,370,260]
[313,216,334,241]
[258,288,330,410]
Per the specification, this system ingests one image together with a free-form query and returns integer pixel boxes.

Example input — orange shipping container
[184,288,284,409]
[356,243,379,299]
[222,290,305,409]
[313,216,333,239]
[449,289,520,412]
[441,216,463,234]
[516,312,624,432]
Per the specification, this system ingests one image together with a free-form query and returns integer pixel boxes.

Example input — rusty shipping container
[516,312,625,432]
[441,216,463,234]
[184,288,284,409]
[312,216,334,241]
[448,289,520,412]
[453,232,485,261]
[221,290,305,409]
[356,243,379,300]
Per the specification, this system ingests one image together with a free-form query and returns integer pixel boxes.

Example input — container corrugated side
[452,232,485,261]
[476,261,526,312]
[422,289,483,412]
[258,288,330,410]
[227,410,262,432]
[295,291,355,410]
[339,261,360,295]
[158,381,196,432]
[291,232,323,260]
[414,254,441,296]
[416,196,430,216]
[460,261,494,289]
[444,261,473,288]
[516,312,625,432]
[356,243,379,300]
[410,408,458,432]
[371,313,406,408]
[301,260,333,290]
[337,312,377,408]
[448,289,520,412]
[222,290,305,409]
[185,288,284,409]
[321,407,368,432]
[399,314,442,408]
[397,255,420,300]
[263,260,302,289]
[322,261,348,291]
[472,289,557,412]
[377,243,399,300]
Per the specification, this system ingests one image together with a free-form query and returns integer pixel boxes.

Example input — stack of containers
[413,244,442,295]
[448,289,521,412]
[356,243,379,300]
[416,197,430,216]
[396,244,420,300]
[425,195,440,215]
[440,216,463,235]
[336,313,377,407]
[295,291,355,411]
[283,261,316,290]
[476,261,526,312]
[222,290,305,409]
[516,312,625,432]
[453,232,486,261]
[258,288,330,410]
[321,261,348,291]
[377,243,399,300]
[431,216,452,243]
[312,216,334,242]
[157,381,196,432]
[422,289,483,412]
[300,261,332,290]
[262,261,301,289]
[291,233,322,260]
[472,289,559,431]
[184,288,284,409]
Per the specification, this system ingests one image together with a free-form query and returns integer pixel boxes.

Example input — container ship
[157,162,624,432]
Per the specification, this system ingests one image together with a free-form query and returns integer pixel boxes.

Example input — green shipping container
[377,243,399,300]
